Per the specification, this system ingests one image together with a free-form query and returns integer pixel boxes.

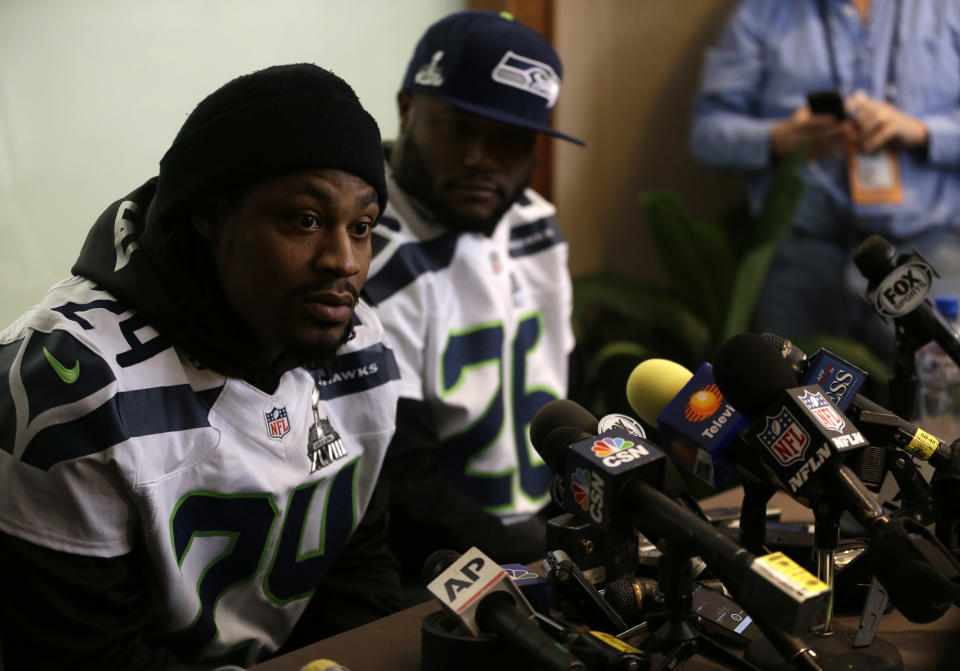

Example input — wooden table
[251,490,960,671]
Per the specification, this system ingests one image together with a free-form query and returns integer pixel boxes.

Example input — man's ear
[397,89,413,134]
[191,199,222,243]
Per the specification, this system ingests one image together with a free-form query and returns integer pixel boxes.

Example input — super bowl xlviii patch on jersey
[308,417,347,473]
[491,50,560,107]
[265,406,291,440]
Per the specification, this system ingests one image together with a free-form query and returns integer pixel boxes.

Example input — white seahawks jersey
[365,172,574,518]
[0,277,400,665]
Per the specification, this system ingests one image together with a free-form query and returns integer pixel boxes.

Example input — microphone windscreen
[422,549,461,585]
[538,426,591,472]
[713,333,797,417]
[625,358,693,425]
[853,234,897,281]
[530,399,598,449]
[759,332,808,375]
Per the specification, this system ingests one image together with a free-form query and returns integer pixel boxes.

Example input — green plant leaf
[724,243,779,338]
[572,274,711,366]
[642,191,736,334]
[723,150,805,338]
[744,149,805,247]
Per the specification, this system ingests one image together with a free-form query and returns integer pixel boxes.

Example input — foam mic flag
[627,358,753,489]
[760,333,868,412]
[854,235,960,365]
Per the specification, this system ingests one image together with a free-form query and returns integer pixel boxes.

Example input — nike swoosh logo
[43,346,79,384]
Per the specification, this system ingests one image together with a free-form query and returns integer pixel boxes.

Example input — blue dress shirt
[690,0,960,240]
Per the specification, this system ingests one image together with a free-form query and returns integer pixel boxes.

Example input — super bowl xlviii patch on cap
[401,10,585,145]
[491,50,560,107]
[414,51,445,87]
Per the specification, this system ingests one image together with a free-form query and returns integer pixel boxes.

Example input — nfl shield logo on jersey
[798,390,845,433]
[756,407,809,467]
[265,406,291,440]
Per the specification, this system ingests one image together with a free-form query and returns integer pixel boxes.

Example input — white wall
[0,0,464,326]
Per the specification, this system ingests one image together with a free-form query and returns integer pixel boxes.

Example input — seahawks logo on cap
[491,50,560,107]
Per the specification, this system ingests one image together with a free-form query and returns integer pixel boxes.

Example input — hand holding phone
[806,89,847,120]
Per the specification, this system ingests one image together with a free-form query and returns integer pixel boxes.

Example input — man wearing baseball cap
[363,10,584,593]
[0,63,404,669]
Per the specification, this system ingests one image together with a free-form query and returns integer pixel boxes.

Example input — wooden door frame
[468,0,555,200]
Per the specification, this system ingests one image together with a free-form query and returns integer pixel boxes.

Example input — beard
[393,133,531,235]
[280,283,360,373]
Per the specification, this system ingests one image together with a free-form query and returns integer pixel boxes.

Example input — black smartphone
[806,89,846,120]
[691,583,761,646]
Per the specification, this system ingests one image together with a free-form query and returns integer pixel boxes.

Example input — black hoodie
[71,177,301,391]
[0,180,404,670]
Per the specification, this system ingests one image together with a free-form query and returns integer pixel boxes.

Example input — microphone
[760,332,955,469]
[602,576,661,627]
[531,399,831,635]
[299,661,351,671]
[423,547,586,671]
[854,234,960,365]
[626,358,753,489]
[759,334,868,412]
[713,333,960,622]
[542,548,627,633]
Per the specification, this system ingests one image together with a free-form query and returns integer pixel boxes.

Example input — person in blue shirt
[689,0,960,363]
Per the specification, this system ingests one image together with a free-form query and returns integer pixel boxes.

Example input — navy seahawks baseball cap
[402,10,584,146]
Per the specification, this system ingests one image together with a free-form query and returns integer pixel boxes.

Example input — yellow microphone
[300,660,351,671]
[625,358,694,426]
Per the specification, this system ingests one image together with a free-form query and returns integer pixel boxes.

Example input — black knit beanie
[155,63,386,224]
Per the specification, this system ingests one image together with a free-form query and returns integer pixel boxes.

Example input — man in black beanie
[0,63,403,669]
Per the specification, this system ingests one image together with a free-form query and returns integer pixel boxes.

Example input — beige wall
[553,0,744,281]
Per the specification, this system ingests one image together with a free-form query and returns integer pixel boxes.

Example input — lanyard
[814,0,902,102]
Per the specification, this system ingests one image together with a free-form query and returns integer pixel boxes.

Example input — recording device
[531,399,831,635]
[713,332,960,623]
[691,582,761,646]
[806,89,847,120]
[422,547,586,671]
[603,575,759,647]
[627,358,753,489]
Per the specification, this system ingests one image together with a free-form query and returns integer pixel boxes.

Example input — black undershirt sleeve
[0,531,184,671]
[383,398,549,579]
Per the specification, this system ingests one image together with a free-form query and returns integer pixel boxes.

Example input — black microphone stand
[886,325,960,555]
[738,478,777,555]
[741,493,902,671]
[889,322,925,423]
[639,540,762,671]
